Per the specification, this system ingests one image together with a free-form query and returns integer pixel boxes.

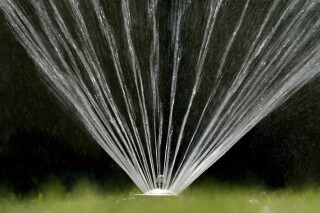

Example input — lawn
[0,178,319,213]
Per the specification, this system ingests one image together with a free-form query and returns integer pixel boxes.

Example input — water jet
[1,0,320,195]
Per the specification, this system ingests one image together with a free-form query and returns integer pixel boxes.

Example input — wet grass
[0,178,319,213]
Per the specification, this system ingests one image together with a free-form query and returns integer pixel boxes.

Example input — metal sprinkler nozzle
[156,175,165,189]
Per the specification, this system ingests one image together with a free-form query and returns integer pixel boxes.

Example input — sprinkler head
[157,175,165,188]
[135,175,177,196]
[137,188,177,196]
[135,175,178,196]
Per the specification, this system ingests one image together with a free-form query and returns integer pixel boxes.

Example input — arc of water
[163,0,190,189]
[171,0,320,193]
[165,0,224,189]
[147,0,164,186]
[91,0,154,191]
[3,0,153,191]
[169,0,251,190]
[121,0,157,188]
[170,0,282,189]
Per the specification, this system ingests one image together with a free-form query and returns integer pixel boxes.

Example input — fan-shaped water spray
[1,0,320,195]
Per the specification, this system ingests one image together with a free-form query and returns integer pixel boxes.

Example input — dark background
[1,5,320,193]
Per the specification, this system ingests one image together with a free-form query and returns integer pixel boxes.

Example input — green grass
[0,178,319,213]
